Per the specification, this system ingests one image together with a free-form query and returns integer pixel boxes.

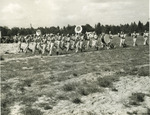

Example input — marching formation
[16,29,149,56]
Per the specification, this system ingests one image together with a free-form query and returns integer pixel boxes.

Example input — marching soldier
[131,31,138,46]
[143,30,149,45]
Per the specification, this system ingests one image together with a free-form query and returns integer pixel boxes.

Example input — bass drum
[104,34,110,44]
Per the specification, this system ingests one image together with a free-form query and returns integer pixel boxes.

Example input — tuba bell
[75,25,83,33]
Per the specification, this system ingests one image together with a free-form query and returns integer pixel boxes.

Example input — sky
[0,0,149,28]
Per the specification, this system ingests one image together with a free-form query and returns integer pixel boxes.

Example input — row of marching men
[118,30,149,47]
[17,30,149,55]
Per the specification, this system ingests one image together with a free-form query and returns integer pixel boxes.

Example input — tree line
[0,21,149,37]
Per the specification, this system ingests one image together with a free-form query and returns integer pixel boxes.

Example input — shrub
[129,93,145,106]
[63,82,78,91]
[72,97,82,104]
[97,76,119,88]
[138,67,149,76]
[56,94,68,100]
[22,107,43,115]
[78,88,89,96]
[73,73,78,77]
[44,105,52,110]
[21,96,37,105]
[22,79,33,87]
[128,68,138,75]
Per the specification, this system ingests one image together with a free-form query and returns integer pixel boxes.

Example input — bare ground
[1,37,150,115]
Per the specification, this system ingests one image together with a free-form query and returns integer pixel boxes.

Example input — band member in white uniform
[75,33,80,53]
[66,34,70,52]
[108,31,113,44]
[32,34,37,54]
[60,34,65,49]
[36,35,42,53]
[100,32,106,48]
[70,34,76,50]
[131,31,138,46]
[41,35,47,54]
[118,31,126,47]
[79,33,84,51]
[24,35,32,53]
[86,32,90,50]
[17,35,23,53]
[49,34,55,56]
[46,34,51,52]
[93,32,98,49]
[56,33,61,55]
[143,30,149,45]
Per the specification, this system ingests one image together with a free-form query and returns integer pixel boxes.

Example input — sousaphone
[75,25,82,33]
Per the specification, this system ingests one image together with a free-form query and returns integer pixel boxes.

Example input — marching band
[16,27,149,56]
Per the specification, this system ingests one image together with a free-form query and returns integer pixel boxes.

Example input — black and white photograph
[0,0,149,115]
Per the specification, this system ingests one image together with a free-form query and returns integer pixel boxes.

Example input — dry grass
[1,37,149,115]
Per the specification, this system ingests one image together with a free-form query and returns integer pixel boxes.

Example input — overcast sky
[0,0,149,28]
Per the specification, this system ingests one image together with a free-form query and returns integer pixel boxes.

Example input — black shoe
[56,52,59,55]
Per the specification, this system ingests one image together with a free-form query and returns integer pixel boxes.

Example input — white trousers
[133,38,137,46]
[144,37,148,45]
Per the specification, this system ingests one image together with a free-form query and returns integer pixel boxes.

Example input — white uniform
[17,36,23,53]
[86,34,90,50]
[66,36,70,52]
[119,33,126,47]
[143,32,149,45]
[79,35,84,50]
[132,32,138,46]
[56,35,61,54]
[49,35,55,55]
[75,34,80,53]
[24,36,31,53]
[42,36,47,54]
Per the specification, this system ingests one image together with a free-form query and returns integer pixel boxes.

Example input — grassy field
[1,36,150,115]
